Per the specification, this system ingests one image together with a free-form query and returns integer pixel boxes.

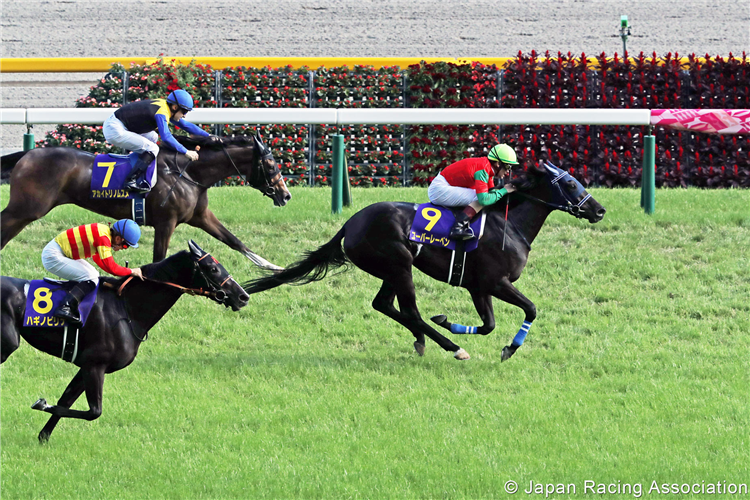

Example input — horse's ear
[254,131,268,149]
[188,240,205,258]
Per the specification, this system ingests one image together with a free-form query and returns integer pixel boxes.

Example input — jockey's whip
[502,196,509,251]
[160,146,200,208]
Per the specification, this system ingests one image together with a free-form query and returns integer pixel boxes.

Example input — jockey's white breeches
[427,174,479,207]
[41,240,99,283]
[103,114,160,156]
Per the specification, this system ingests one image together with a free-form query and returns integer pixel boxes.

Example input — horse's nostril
[597,208,607,216]
[285,193,292,202]
[240,293,249,302]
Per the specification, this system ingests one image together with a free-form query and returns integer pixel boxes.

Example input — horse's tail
[243,226,348,295]
[1,151,27,176]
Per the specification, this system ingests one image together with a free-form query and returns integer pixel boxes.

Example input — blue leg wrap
[450,323,478,335]
[511,320,533,347]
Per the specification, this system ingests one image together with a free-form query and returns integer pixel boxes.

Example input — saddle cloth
[90,153,156,200]
[408,203,485,252]
[23,279,99,328]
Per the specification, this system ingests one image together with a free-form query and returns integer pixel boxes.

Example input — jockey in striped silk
[41,219,143,325]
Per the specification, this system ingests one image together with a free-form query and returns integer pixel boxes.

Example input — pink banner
[650,109,750,134]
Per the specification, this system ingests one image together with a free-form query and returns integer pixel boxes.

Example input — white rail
[1,108,652,126]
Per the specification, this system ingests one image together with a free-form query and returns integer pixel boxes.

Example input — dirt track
[1,0,748,152]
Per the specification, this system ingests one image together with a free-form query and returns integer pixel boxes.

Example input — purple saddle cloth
[24,280,99,328]
[408,203,485,252]
[90,153,155,200]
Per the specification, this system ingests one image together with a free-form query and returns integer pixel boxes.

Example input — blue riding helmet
[111,219,141,248]
[166,89,194,112]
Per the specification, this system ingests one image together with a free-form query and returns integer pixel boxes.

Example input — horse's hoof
[430,315,447,326]
[31,398,49,411]
[453,348,470,360]
[501,345,517,362]
[413,342,426,356]
[38,431,51,443]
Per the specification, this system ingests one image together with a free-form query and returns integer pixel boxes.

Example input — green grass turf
[1,185,748,499]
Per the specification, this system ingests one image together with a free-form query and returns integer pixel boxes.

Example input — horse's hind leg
[431,290,496,336]
[370,271,468,360]
[32,364,106,442]
[372,281,426,355]
[36,370,86,442]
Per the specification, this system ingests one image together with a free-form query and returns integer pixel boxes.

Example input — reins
[101,253,230,302]
[160,139,282,206]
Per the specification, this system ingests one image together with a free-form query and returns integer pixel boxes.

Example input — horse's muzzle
[273,190,292,207]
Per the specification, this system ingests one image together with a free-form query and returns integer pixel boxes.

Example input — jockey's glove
[185,151,199,161]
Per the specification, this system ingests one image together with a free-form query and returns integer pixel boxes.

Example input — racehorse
[0,240,249,442]
[243,161,606,361]
[0,133,290,270]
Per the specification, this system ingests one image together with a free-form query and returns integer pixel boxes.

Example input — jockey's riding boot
[52,280,97,326]
[449,211,475,240]
[124,151,156,194]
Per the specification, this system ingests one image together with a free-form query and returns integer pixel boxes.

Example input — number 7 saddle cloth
[90,153,156,200]
[408,203,485,252]
[23,279,99,328]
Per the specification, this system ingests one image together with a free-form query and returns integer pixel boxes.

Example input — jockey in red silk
[103,89,210,193]
[428,144,519,240]
[41,219,144,325]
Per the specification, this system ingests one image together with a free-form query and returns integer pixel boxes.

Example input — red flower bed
[37,53,750,188]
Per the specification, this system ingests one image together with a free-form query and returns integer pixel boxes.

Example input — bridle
[515,161,591,217]
[107,252,232,304]
[221,141,284,199]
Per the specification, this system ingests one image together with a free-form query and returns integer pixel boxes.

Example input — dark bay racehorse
[244,161,606,361]
[1,240,249,442]
[1,133,290,270]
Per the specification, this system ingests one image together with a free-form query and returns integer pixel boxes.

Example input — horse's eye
[210,266,220,274]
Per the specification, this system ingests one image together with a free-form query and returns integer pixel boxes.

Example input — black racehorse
[243,161,606,361]
[1,133,290,270]
[1,240,249,442]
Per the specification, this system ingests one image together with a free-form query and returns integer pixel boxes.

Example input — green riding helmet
[487,144,519,165]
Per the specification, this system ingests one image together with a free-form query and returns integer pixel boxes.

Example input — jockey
[41,219,144,325]
[428,144,519,240]
[103,89,210,193]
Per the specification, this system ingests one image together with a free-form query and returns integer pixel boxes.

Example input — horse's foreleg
[491,277,537,362]
[152,219,178,262]
[36,370,86,442]
[372,281,426,355]
[187,209,283,271]
[32,364,105,442]
[431,290,496,336]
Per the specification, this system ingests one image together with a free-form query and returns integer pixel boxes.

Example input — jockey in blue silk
[103,89,210,193]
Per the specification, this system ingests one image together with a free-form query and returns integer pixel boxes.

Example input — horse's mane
[484,166,546,212]
[175,134,254,151]
[507,164,546,191]
[140,250,193,281]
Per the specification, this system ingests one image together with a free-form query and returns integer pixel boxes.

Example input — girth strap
[448,240,467,287]
[61,326,80,363]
